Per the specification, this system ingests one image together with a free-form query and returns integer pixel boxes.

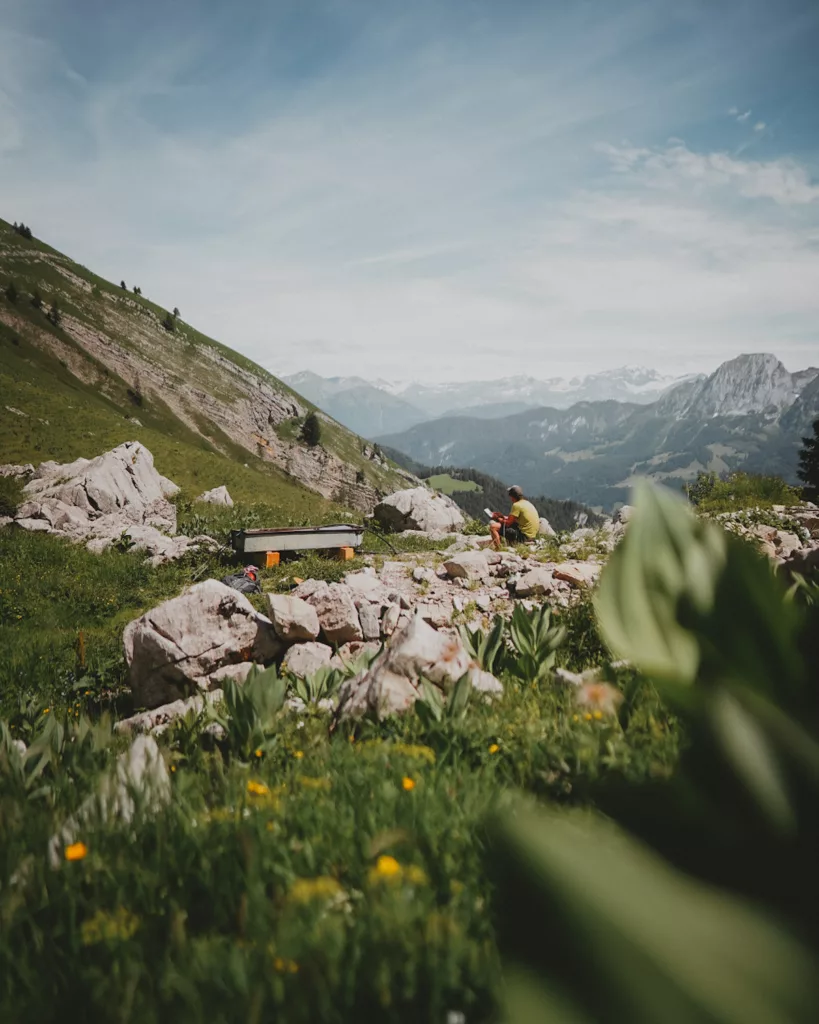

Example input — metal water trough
[231,523,365,557]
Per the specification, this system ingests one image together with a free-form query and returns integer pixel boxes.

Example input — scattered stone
[124,579,280,709]
[514,566,555,598]
[412,566,435,584]
[0,516,12,529]
[115,689,226,736]
[469,668,503,694]
[553,562,601,588]
[0,463,34,479]
[614,505,635,525]
[539,516,556,538]
[382,604,400,637]
[775,531,802,557]
[266,594,321,643]
[196,485,234,506]
[48,736,170,869]
[373,487,465,534]
[416,600,453,628]
[292,580,364,645]
[475,594,492,613]
[443,551,490,581]
[282,641,334,678]
[332,613,476,722]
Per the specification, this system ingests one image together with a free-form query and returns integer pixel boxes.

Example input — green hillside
[0,218,409,512]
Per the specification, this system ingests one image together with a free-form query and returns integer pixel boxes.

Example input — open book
[484,508,493,519]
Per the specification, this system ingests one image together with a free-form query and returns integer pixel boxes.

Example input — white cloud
[728,106,738,115]
[737,109,752,122]
[754,121,766,131]
[599,141,819,204]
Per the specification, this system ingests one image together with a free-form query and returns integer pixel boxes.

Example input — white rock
[124,579,280,709]
[291,580,363,645]
[267,594,321,642]
[412,566,435,584]
[443,551,490,581]
[373,487,465,534]
[553,562,601,588]
[115,688,226,735]
[282,641,334,678]
[475,595,492,613]
[0,463,35,479]
[614,505,635,525]
[196,485,234,507]
[539,516,557,538]
[774,531,802,557]
[469,668,503,695]
[416,600,453,628]
[48,736,170,868]
[14,517,52,532]
[514,566,555,598]
[381,603,401,637]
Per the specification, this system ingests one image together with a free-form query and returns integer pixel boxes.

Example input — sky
[2,0,819,383]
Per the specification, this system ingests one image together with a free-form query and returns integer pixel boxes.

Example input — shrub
[30,289,43,310]
[300,412,322,447]
[161,313,176,332]
[798,418,819,503]
[4,280,18,303]
[46,301,61,326]
[685,470,801,512]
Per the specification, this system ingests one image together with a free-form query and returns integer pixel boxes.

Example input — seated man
[490,485,539,551]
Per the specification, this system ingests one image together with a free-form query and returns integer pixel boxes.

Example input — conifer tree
[47,300,61,326]
[300,411,322,447]
[5,280,18,303]
[798,418,819,502]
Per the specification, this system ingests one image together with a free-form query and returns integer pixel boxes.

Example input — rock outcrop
[373,487,465,534]
[124,579,280,709]
[10,442,217,564]
[196,485,234,506]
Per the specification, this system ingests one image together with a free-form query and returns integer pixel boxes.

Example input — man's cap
[244,565,260,574]
[508,485,523,499]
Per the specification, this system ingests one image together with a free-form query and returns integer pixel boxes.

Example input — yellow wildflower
[65,841,88,862]
[593,710,603,721]
[293,750,304,760]
[273,956,299,973]
[298,776,331,791]
[401,776,416,791]
[572,714,580,722]
[247,779,270,797]
[584,712,593,722]
[254,749,263,758]
[405,864,427,885]
[43,708,50,715]
[289,876,343,903]
[81,907,140,946]
[488,743,500,755]
[368,855,402,884]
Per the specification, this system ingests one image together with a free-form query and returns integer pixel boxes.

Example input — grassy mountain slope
[0,218,409,511]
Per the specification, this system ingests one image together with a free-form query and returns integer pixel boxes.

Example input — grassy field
[426,473,483,495]
[1,479,818,1020]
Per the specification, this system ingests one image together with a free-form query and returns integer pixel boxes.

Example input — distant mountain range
[373,354,819,510]
[283,366,691,438]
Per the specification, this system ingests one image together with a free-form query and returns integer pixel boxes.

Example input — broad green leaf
[708,689,794,833]
[447,673,473,720]
[489,800,819,1024]
[595,480,726,683]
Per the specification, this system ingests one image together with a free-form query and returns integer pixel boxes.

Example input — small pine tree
[47,300,61,326]
[300,411,322,447]
[31,289,43,310]
[173,306,180,319]
[5,280,18,303]
[798,418,819,503]
[161,312,176,332]
[120,280,127,290]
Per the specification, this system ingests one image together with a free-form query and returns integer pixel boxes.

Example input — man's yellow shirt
[510,499,539,539]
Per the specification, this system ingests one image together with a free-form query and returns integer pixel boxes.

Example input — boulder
[86,524,218,566]
[48,736,170,868]
[124,579,280,709]
[373,487,465,535]
[0,463,34,479]
[266,594,321,643]
[23,441,176,536]
[774,531,802,557]
[443,551,491,581]
[553,562,601,588]
[332,613,503,724]
[282,641,334,678]
[412,566,435,584]
[357,602,382,641]
[291,580,363,645]
[539,516,556,538]
[196,485,234,507]
[115,688,226,736]
[514,566,555,598]
[416,600,453,628]
[614,505,634,525]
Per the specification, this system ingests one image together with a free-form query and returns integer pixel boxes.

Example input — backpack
[220,571,261,595]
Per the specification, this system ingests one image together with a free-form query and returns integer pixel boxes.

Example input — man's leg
[490,521,502,551]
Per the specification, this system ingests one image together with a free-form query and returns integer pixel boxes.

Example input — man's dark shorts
[503,524,534,545]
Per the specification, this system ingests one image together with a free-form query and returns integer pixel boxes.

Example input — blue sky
[2,0,818,382]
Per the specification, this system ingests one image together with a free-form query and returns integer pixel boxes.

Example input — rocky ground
[4,443,818,742]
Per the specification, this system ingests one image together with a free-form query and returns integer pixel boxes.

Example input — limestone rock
[553,562,601,588]
[774,531,802,557]
[514,566,555,598]
[539,516,556,538]
[124,579,280,709]
[48,736,169,868]
[443,551,491,581]
[267,594,321,643]
[373,487,465,535]
[196,485,234,507]
[412,566,435,584]
[469,668,503,694]
[0,463,34,479]
[115,688,226,736]
[291,580,363,645]
[614,505,635,525]
[332,613,476,722]
[282,641,334,678]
